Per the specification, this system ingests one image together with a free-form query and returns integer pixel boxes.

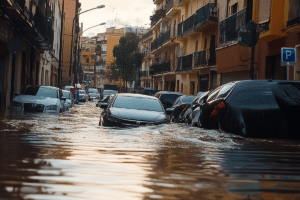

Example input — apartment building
[61,0,81,87]
[140,29,153,88]
[81,38,97,85]
[176,0,218,94]
[97,27,125,86]
[39,0,61,87]
[252,0,300,81]
[0,0,60,113]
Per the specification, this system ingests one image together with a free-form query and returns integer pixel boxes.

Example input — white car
[78,90,89,102]
[9,86,64,114]
[63,86,74,92]
[62,90,73,109]
[88,88,100,101]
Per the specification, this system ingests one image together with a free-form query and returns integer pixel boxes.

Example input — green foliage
[109,61,120,82]
[113,33,143,83]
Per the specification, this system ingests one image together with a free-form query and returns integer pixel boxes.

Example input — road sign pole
[250,45,255,80]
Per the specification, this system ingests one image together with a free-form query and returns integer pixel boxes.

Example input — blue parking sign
[281,48,296,66]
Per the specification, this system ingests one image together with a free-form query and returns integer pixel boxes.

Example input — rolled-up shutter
[221,70,250,85]
[258,0,272,24]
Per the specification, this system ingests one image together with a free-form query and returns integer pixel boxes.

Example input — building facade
[0,0,60,114]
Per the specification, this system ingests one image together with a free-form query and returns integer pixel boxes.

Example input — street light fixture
[69,5,105,87]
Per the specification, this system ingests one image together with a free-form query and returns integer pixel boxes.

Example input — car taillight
[210,102,226,117]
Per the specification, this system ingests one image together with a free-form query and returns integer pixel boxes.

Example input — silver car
[62,90,73,109]
[78,90,89,102]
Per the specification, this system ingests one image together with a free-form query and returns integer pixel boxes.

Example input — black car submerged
[99,93,169,127]
[197,80,300,139]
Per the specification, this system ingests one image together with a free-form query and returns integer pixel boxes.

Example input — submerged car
[197,80,300,139]
[166,95,196,122]
[78,90,89,102]
[154,91,184,110]
[99,93,169,126]
[62,90,73,109]
[96,94,113,107]
[88,88,100,101]
[100,90,118,100]
[9,85,64,114]
[184,91,211,126]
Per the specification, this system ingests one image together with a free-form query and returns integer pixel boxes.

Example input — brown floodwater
[1,102,300,200]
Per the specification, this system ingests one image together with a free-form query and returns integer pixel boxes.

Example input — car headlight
[10,101,22,107]
[45,105,58,110]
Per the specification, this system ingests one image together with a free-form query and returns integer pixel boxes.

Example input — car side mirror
[165,108,173,115]
[100,103,108,109]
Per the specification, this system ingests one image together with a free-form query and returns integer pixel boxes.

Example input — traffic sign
[281,48,296,66]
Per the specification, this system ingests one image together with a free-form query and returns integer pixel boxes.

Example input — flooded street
[1,102,300,200]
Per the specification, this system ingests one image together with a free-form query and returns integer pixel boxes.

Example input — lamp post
[70,5,105,87]
[74,23,106,87]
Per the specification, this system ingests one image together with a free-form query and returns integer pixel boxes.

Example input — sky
[79,0,156,37]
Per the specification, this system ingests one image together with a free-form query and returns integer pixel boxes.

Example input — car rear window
[228,83,277,105]
[277,83,300,99]
[182,96,196,103]
[113,96,164,112]
[161,94,182,104]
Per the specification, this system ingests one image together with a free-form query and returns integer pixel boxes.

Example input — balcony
[142,30,153,41]
[150,7,166,27]
[176,54,193,72]
[151,29,171,52]
[194,49,208,68]
[219,7,247,44]
[153,0,163,4]
[176,49,215,72]
[140,70,149,77]
[177,3,217,38]
[1,0,54,50]
[150,61,171,75]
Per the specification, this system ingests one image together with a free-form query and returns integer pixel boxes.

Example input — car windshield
[23,86,58,98]
[182,96,196,103]
[62,91,71,99]
[113,96,164,112]
[104,90,118,95]
[161,94,182,104]
[88,89,98,93]
[79,90,85,94]
[64,86,74,91]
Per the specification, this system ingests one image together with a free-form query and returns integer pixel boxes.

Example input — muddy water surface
[1,102,300,200]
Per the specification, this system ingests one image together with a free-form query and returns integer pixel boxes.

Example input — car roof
[116,93,158,100]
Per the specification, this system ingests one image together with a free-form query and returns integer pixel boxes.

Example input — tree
[113,33,143,91]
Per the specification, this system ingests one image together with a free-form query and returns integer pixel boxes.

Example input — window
[231,3,238,15]
[87,58,89,63]
[204,38,207,49]
[195,41,198,52]
[181,83,183,93]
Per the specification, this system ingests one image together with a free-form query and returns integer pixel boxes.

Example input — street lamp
[74,22,106,88]
[70,5,105,87]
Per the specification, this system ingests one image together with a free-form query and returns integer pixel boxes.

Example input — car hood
[110,107,167,122]
[13,95,59,105]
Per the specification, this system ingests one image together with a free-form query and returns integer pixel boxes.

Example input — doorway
[266,55,287,80]
[199,74,209,92]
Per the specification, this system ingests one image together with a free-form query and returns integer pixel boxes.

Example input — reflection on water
[0,102,300,199]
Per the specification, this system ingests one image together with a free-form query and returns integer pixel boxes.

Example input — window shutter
[257,0,272,24]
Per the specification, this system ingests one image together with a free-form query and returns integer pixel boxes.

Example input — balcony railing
[3,0,54,50]
[176,49,214,71]
[177,3,216,38]
[142,30,153,41]
[140,70,149,77]
[166,0,175,13]
[150,61,171,75]
[194,49,208,67]
[219,7,248,44]
[150,8,166,27]
[181,54,193,71]
[151,29,171,51]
